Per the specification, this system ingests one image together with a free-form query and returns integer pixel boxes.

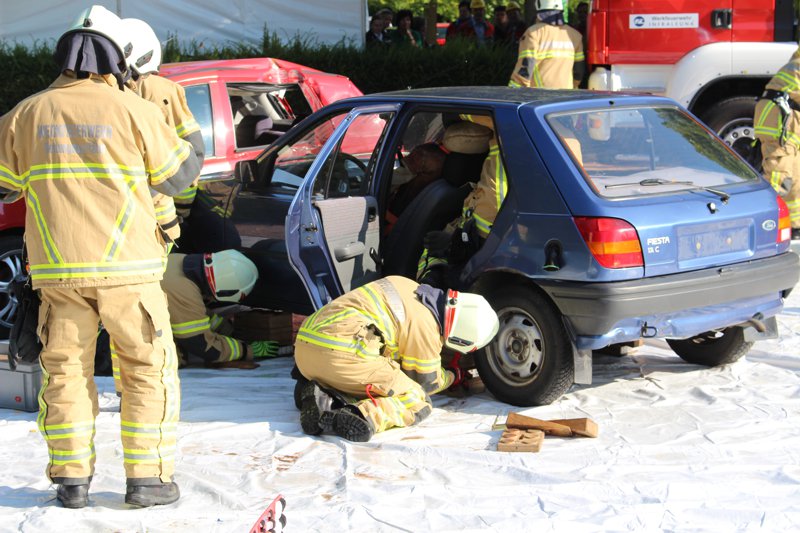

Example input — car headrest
[442,121,493,155]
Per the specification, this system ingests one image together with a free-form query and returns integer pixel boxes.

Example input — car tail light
[777,196,791,243]
[574,216,643,268]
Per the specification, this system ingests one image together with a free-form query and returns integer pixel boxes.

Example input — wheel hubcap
[486,307,544,386]
[0,248,24,329]
[719,122,756,161]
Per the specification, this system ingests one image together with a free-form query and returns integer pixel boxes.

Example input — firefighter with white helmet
[0,5,200,509]
[754,46,800,239]
[294,276,499,442]
[109,250,273,388]
[122,18,205,234]
[509,0,585,89]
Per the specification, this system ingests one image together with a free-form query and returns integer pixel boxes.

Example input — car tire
[699,96,759,166]
[474,285,573,407]
[0,235,24,341]
[666,327,753,366]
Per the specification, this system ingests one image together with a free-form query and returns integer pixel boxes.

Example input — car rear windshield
[546,106,761,199]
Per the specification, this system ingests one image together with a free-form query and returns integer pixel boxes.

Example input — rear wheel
[474,285,573,407]
[699,97,760,167]
[0,235,24,341]
[666,327,753,366]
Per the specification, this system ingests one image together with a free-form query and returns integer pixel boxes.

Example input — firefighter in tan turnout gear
[123,17,205,237]
[416,115,507,288]
[754,45,800,239]
[294,276,499,442]
[110,251,275,390]
[0,6,200,509]
[508,0,585,89]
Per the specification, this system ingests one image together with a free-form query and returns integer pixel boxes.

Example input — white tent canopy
[0,0,368,49]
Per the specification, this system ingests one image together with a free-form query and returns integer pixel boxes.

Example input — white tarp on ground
[0,0,367,49]
[1,286,799,531]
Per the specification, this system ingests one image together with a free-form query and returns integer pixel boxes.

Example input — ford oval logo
[762,219,777,231]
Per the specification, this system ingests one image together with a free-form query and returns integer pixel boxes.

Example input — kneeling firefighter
[110,251,278,389]
[294,275,499,442]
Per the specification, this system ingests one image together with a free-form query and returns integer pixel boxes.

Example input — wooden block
[506,412,573,437]
[547,418,599,438]
[233,310,293,344]
[497,428,544,452]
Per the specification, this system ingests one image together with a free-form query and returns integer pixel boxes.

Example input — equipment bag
[8,249,41,370]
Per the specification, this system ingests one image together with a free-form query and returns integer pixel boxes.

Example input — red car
[0,58,362,337]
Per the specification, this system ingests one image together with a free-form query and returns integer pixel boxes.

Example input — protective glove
[423,230,452,259]
[249,340,281,359]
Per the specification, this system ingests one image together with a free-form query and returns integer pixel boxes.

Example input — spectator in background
[390,10,423,47]
[505,1,527,44]
[366,15,390,47]
[470,0,494,45]
[446,0,474,41]
[493,5,510,42]
[376,8,395,31]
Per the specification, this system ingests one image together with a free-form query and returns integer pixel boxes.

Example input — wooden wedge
[547,418,599,438]
[497,428,544,452]
[505,412,573,437]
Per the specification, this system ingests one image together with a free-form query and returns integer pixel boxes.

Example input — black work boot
[299,381,339,435]
[125,478,180,507]
[792,227,800,241]
[333,405,375,442]
[56,483,89,509]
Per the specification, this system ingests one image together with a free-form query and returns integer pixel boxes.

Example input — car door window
[312,112,395,198]
[183,84,214,156]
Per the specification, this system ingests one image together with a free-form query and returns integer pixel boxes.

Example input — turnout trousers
[760,138,800,228]
[294,339,433,434]
[36,283,180,484]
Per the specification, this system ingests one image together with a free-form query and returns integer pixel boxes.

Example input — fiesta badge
[762,219,777,231]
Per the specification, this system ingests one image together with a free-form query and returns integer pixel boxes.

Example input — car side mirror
[235,160,258,188]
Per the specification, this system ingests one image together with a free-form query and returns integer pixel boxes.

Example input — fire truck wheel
[700,96,759,167]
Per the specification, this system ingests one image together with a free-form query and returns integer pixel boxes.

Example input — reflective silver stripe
[373,278,406,323]
[31,259,165,276]
[50,446,95,464]
[104,176,139,261]
[25,187,63,263]
[27,164,145,179]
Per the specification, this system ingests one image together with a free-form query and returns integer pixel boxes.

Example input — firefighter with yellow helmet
[509,0,585,89]
[0,5,200,509]
[294,276,499,442]
[754,46,800,238]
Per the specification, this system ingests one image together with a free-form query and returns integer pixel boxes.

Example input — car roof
[353,86,669,107]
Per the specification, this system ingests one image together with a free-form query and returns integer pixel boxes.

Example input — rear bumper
[537,252,800,345]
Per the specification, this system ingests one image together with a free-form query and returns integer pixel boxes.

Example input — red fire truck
[586,0,797,159]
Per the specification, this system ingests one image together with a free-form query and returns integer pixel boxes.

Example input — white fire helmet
[443,289,500,353]
[535,0,564,11]
[59,5,132,62]
[203,250,259,303]
[123,18,162,75]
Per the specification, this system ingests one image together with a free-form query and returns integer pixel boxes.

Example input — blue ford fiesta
[209,87,799,406]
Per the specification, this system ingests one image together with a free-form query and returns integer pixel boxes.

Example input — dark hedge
[0,33,519,114]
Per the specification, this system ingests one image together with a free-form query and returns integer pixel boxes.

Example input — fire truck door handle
[711,9,732,29]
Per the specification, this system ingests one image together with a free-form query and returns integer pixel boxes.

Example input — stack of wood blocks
[496,412,598,452]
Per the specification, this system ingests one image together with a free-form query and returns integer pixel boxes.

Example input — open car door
[286,104,399,310]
